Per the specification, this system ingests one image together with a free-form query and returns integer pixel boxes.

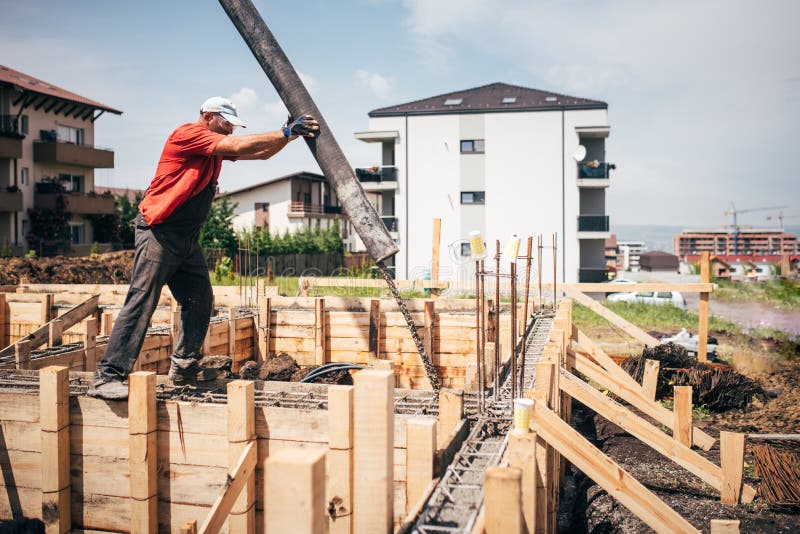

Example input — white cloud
[355,69,391,99]
[298,71,318,94]
[230,87,259,110]
[263,100,289,119]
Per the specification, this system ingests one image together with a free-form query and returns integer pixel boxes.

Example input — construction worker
[88,97,319,399]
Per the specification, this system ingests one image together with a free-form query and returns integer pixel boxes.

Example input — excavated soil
[0,251,134,284]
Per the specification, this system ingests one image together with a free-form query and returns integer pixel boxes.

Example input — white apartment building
[351,82,612,282]
[224,171,344,234]
[0,65,121,254]
[618,240,646,272]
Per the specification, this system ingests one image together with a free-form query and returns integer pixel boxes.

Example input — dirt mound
[621,342,765,411]
[0,251,134,284]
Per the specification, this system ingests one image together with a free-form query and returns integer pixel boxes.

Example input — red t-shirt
[139,123,229,226]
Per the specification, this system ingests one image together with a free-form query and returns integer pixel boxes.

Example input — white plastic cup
[469,230,486,259]
[502,234,521,264]
[513,398,534,433]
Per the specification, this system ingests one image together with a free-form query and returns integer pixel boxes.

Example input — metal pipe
[537,234,543,311]
[217,0,397,262]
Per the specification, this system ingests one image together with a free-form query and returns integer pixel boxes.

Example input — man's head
[199,97,246,135]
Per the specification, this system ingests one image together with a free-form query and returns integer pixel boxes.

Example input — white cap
[200,97,246,127]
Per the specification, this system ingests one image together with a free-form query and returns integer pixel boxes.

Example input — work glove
[282,115,319,138]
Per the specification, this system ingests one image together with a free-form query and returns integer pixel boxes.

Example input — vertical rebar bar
[474,259,483,412]
[494,240,501,400]
[537,234,543,311]
[552,233,558,310]
[510,260,517,402]
[521,236,532,393]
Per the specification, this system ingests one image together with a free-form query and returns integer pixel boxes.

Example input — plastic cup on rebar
[501,234,521,264]
[469,230,486,259]
[513,398,534,433]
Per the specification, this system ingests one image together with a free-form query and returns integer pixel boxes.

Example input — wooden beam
[198,440,257,534]
[431,218,441,297]
[82,318,98,371]
[572,331,717,451]
[315,298,327,365]
[530,396,699,534]
[0,295,100,358]
[0,294,7,349]
[228,380,255,532]
[368,299,380,363]
[40,366,70,534]
[506,431,537,534]
[327,385,354,533]
[437,388,464,447]
[129,372,157,533]
[406,418,437,513]
[49,318,63,347]
[257,295,271,361]
[564,289,659,346]
[673,386,693,447]
[559,369,751,501]
[698,251,710,362]
[228,307,238,360]
[710,519,740,533]
[15,339,31,370]
[101,311,113,336]
[265,448,326,534]
[720,432,745,505]
[423,300,435,370]
[484,466,524,534]
[642,359,659,402]
[178,520,198,534]
[41,293,54,323]
[353,369,394,533]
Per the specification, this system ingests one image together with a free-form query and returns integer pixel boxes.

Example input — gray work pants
[96,224,213,381]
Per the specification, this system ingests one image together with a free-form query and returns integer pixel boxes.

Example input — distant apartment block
[223,171,344,234]
[351,82,613,282]
[618,240,646,272]
[0,65,121,254]
[674,228,799,258]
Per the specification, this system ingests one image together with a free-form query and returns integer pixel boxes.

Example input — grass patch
[713,278,800,310]
[572,301,741,334]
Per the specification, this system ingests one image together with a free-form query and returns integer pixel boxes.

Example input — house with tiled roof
[351,82,613,282]
[0,65,121,255]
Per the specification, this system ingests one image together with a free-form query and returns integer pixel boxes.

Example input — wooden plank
[720,432,745,505]
[437,389,463,448]
[0,295,100,358]
[530,397,699,534]
[328,385,353,534]
[48,318,63,347]
[423,301,435,365]
[353,369,394,533]
[698,251,710,362]
[264,448,326,534]
[565,289,659,346]
[642,359,659,402]
[228,380,255,532]
[673,386,693,447]
[129,372,157,534]
[369,299,381,362]
[506,432,537,534]
[197,440,256,534]
[257,296,270,361]
[315,298,327,365]
[40,366,70,534]
[406,418,436,514]
[710,519,740,533]
[572,341,717,452]
[0,294,7,348]
[15,339,31,370]
[484,466,524,534]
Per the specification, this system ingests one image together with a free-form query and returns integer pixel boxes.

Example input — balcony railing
[0,190,23,212]
[33,139,114,168]
[34,192,116,215]
[578,268,609,283]
[0,115,23,137]
[578,215,610,232]
[577,161,614,179]
[0,115,23,158]
[289,201,342,215]
[355,166,398,183]
[381,216,398,232]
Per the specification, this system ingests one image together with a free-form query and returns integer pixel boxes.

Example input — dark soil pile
[0,251,134,284]
[236,354,352,385]
[621,342,765,411]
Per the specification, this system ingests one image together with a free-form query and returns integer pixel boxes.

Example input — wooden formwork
[0,369,458,532]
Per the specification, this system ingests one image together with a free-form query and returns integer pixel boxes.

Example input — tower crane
[724,203,787,254]
[766,210,800,231]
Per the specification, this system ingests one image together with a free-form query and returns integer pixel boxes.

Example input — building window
[59,174,84,193]
[69,223,84,244]
[460,242,472,257]
[57,124,84,145]
[20,167,29,186]
[460,139,485,153]
[20,115,28,135]
[460,191,485,205]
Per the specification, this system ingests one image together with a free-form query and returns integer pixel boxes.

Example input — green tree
[200,196,238,257]
[116,193,142,246]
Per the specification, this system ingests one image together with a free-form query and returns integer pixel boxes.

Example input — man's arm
[213,130,289,158]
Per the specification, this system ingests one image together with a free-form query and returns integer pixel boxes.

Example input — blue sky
[1,0,798,228]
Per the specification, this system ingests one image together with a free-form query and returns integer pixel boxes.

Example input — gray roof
[369,82,607,117]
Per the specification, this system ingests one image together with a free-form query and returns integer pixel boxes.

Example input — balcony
[0,116,23,159]
[34,192,115,215]
[33,139,114,168]
[578,268,609,283]
[0,190,23,212]
[288,202,343,218]
[381,216,398,233]
[355,166,399,191]
[577,161,612,188]
[578,215,609,232]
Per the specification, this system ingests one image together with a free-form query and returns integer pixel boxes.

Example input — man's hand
[282,115,320,138]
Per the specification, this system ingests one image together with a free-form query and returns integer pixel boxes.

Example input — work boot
[87,374,129,400]
[168,356,220,386]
